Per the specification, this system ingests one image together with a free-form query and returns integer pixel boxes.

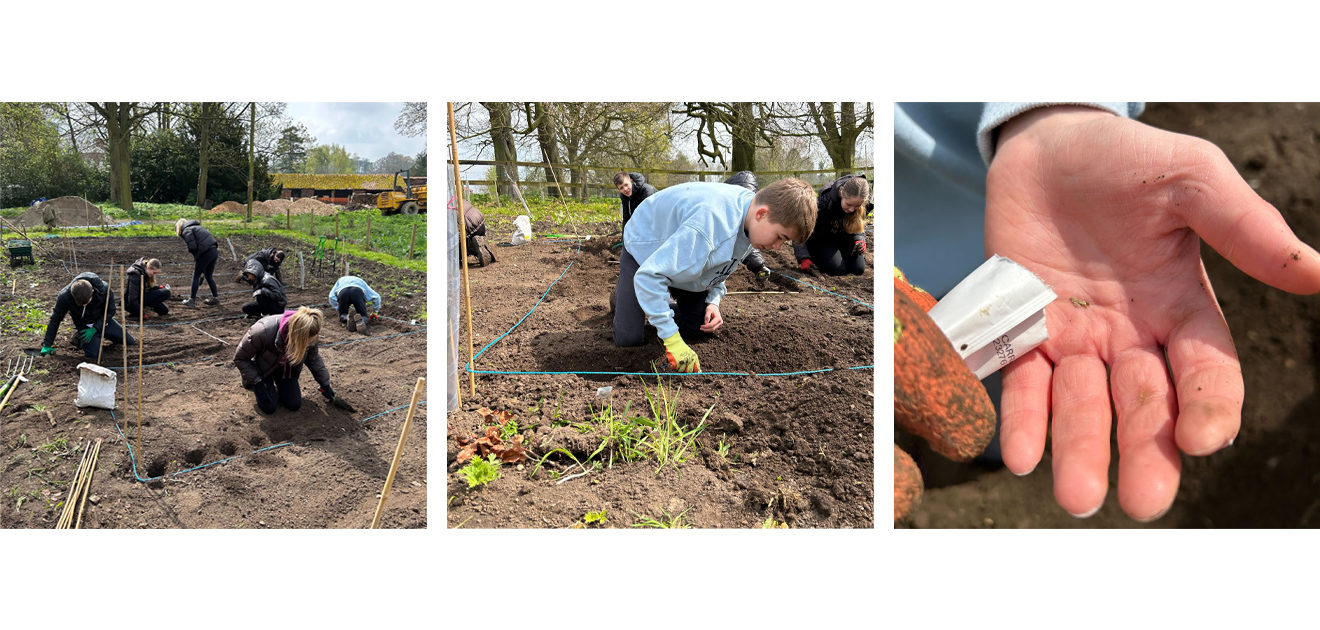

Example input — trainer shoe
[182,298,197,307]
[204,297,220,306]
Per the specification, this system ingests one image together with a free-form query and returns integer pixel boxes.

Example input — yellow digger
[376,169,427,215]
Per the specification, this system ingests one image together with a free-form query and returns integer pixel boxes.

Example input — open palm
[985,107,1320,520]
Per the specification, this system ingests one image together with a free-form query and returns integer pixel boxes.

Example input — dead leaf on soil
[451,415,528,464]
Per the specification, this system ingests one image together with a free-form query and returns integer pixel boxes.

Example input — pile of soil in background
[15,196,108,227]
[905,102,1320,529]
[447,219,874,529]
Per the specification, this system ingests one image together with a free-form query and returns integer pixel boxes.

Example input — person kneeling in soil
[175,218,221,307]
[462,200,497,267]
[40,272,137,359]
[795,175,871,276]
[613,178,817,372]
[125,257,171,319]
[233,306,354,414]
[328,275,382,332]
[239,247,286,284]
[239,258,287,319]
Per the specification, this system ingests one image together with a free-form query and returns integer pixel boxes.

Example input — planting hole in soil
[447,220,875,529]
[2,234,427,528]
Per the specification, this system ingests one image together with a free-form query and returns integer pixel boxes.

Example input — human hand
[985,105,1320,520]
[661,333,701,373]
[894,273,996,521]
[39,346,56,357]
[853,240,867,255]
[700,304,723,333]
[319,384,335,400]
[78,326,96,344]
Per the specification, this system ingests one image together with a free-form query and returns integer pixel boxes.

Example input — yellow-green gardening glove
[662,333,701,373]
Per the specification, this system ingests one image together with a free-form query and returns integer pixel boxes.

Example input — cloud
[284,102,425,161]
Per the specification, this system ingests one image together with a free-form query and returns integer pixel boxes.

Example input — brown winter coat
[233,313,330,390]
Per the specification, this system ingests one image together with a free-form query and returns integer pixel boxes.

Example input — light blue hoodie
[623,182,755,340]
[328,276,382,312]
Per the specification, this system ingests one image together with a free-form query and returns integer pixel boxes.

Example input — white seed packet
[927,255,1056,380]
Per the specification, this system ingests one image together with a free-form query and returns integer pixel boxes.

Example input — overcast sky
[284,102,425,160]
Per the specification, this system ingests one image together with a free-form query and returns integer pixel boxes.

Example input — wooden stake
[408,222,417,260]
[449,102,477,397]
[370,377,425,529]
[285,205,290,230]
[96,259,113,366]
[365,216,371,250]
[56,441,92,529]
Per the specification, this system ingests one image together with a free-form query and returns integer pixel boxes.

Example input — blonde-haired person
[175,218,220,306]
[794,175,872,276]
[614,178,816,372]
[125,257,171,318]
[233,306,353,414]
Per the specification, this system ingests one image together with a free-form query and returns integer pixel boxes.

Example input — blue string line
[108,400,427,483]
[464,239,875,378]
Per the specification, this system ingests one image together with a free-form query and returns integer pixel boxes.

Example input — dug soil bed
[905,102,1320,528]
[448,221,875,528]
[0,234,427,529]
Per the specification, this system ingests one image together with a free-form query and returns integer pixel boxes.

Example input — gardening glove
[755,266,771,280]
[78,326,96,344]
[39,346,56,357]
[320,384,335,400]
[893,269,995,523]
[853,240,867,255]
[799,258,814,271]
[661,333,701,373]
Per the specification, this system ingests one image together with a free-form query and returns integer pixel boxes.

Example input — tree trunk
[532,102,564,198]
[196,102,214,209]
[482,102,519,200]
[247,102,255,221]
[94,102,135,214]
[731,102,757,173]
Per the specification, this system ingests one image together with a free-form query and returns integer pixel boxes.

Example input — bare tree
[88,102,163,212]
[675,102,772,172]
[480,102,523,200]
[765,102,874,176]
[394,102,427,138]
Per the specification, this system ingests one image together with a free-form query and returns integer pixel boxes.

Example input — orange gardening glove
[893,268,996,522]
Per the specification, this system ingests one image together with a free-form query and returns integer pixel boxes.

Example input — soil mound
[291,197,338,216]
[211,201,246,214]
[15,196,108,227]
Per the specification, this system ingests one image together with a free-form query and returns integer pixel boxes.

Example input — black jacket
[43,272,117,348]
[245,247,285,283]
[179,220,218,259]
[124,257,154,314]
[233,313,330,390]
[794,175,869,261]
[619,172,657,227]
[242,259,287,310]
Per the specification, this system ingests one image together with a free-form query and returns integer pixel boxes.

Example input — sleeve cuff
[977,102,1144,165]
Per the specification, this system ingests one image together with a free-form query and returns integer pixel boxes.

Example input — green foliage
[0,296,48,338]
[303,144,356,174]
[583,509,608,526]
[0,103,107,204]
[273,123,315,172]
[411,152,427,176]
[459,455,501,488]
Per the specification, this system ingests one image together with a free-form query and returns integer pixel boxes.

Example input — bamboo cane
[370,376,425,529]
[56,441,92,529]
[75,439,102,529]
[121,266,128,412]
[96,259,113,365]
[408,222,417,260]
[136,276,144,465]
[286,205,290,230]
[365,216,371,250]
[449,102,477,397]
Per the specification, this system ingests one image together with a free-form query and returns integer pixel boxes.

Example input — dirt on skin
[0,234,427,529]
[903,102,1320,528]
[447,218,875,529]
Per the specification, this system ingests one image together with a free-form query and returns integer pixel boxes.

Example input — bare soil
[904,102,1320,528]
[0,234,427,529]
[447,219,875,529]
[15,196,108,227]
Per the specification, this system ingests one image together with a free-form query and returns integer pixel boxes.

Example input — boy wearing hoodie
[40,272,137,359]
[239,258,287,318]
[613,178,817,372]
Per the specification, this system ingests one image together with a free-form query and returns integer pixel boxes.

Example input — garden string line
[465,238,875,378]
[107,400,427,483]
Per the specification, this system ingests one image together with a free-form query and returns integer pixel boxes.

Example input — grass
[471,194,620,227]
[533,376,714,478]
[0,297,48,337]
